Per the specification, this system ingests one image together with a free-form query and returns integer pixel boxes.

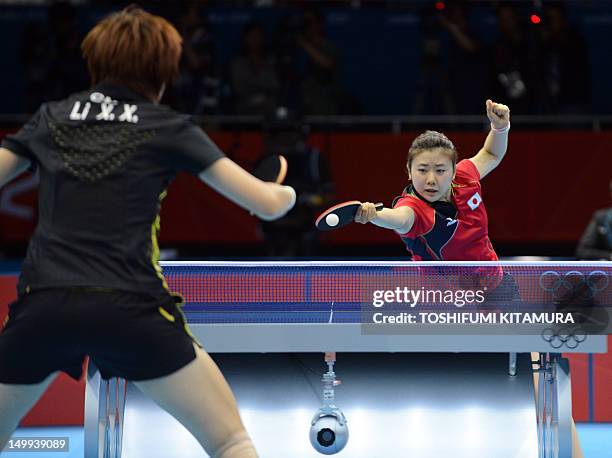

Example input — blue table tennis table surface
[160,261,610,354]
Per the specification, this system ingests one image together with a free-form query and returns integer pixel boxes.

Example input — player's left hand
[486,99,510,130]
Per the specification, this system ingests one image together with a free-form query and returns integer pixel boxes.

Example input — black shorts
[0,288,199,384]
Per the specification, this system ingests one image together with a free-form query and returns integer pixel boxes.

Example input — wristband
[491,122,510,133]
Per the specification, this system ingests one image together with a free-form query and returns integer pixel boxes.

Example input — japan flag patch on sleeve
[467,192,482,210]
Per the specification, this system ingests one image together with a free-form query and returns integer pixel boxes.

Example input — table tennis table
[84,261,610,458]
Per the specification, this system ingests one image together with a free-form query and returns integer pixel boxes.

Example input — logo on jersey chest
[446,217,458,226]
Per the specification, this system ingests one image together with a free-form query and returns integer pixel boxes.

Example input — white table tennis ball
[326,213,340,227]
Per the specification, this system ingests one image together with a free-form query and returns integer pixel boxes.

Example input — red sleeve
[392,195,434,237]
[455,159,481,182]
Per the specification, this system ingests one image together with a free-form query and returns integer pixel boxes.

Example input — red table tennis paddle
[253,154,287,184]
[315,201,384,231]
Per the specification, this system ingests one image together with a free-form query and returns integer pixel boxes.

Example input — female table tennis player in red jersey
[356,99,508,263]
[0,6,296,458]
[355,100,584,458]
[358,99,509,295]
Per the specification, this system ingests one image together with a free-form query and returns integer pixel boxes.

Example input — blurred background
[0,0,610,261]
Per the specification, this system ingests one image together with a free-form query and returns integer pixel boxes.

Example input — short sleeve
[392,195,434,237]
[0,107,44,163]
[163,116,226,175]
[456,159,481,182]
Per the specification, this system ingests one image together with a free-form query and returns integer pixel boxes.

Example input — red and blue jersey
[393,159,499,262]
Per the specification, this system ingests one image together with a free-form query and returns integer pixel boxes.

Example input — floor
[3,354,610,458]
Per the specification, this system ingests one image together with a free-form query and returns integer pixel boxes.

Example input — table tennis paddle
[253,154,287,184]
[315,201,384,231]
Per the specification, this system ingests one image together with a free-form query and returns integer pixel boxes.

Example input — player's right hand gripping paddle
[315,201,384,231]
[253,154,288,184]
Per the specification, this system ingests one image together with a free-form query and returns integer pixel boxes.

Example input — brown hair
[81,5,182,100]
[407,130,457,170]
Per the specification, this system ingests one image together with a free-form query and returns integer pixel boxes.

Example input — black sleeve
[575,212,612,260]
[0,106,44,164]
[162,115,225,175]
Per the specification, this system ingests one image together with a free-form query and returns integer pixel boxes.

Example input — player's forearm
[370,207,414,233]
[482,125,509,160]
[259,184,297,220]
[0,148,31,188]
[199,158,296,220]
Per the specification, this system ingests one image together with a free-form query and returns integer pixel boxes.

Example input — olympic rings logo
[538,270,609,348]
[541,326,586,349]
[538,270,609,301]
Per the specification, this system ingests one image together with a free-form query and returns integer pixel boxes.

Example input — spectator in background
[298,8,344,115]
[414,5,453,115]
[273,13,303,112]
[45,2,89,101]
[489,2,542,114]
[539,1,590,114]
[19,1,88,112]
[259,107,334,257]
[173,2,222,114]
[19,22,52,112]
[230,22,278,116]
[439,2,486,115]
[576,179,612,260]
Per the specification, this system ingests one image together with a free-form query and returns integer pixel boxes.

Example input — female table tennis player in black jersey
[0,7,295,458]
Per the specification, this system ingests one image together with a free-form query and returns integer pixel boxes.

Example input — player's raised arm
[199,157,296,221]
[0,147,31,189]
[469,100,511,179]
[355,202,415,234]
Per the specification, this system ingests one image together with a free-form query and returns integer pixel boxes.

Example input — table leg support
[84,362,127,458]
[536,353,573,458]
[509,352,517,376]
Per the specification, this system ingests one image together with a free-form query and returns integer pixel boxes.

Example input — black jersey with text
[1,84,225,295]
